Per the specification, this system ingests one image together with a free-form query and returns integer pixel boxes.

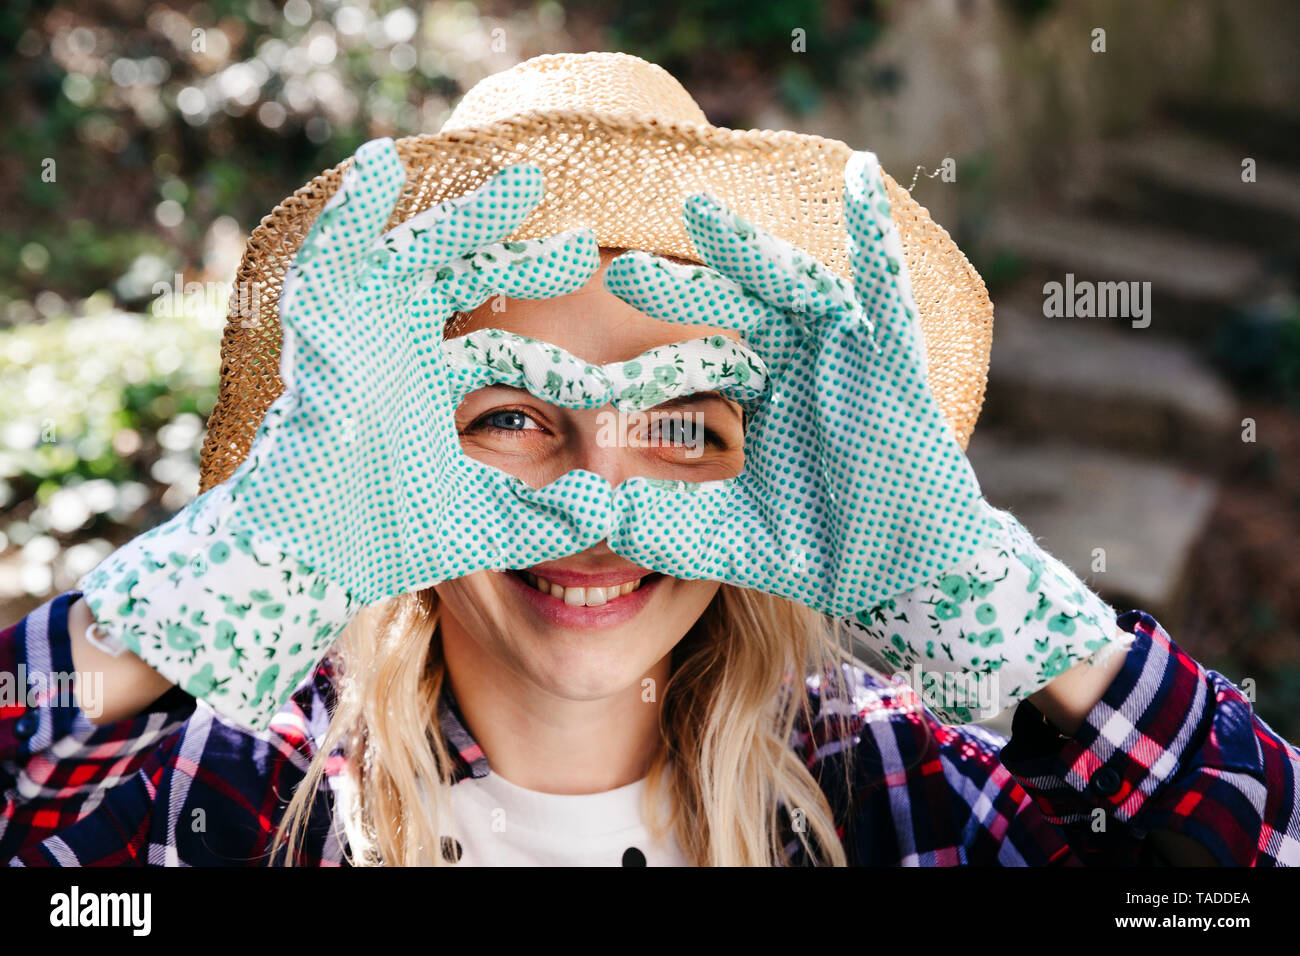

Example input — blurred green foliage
[591,0,883,119]
[0,307,218,489]
[2,0,885,307]
[0,296,221,600]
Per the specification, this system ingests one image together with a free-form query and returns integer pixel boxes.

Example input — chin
[521,632,658,701]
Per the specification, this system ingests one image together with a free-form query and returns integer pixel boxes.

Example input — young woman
[3,53,1297,867]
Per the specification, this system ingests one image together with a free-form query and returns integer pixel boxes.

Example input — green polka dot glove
[601,150,1122,723]
[842,504,1125,725]
[601,150,995,615]
[76,138,619,731]
[440,327,769,419]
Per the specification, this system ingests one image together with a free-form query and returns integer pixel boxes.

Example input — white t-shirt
[443,770,691,866]
[333,768,691,866]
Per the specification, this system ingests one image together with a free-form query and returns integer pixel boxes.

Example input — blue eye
[647,417,723,448]
[470,408,542,435]
[487,410,529,431]
[652,418,692,442]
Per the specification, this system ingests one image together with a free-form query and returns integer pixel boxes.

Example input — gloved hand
[601,150,996,617]
[602,150,1123,722]
[842,503,1122,725]
[77,138,615,731]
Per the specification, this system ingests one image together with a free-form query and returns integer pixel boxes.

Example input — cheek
[433,572,511,638]
[457,431,580,490]
[654,577,720,625]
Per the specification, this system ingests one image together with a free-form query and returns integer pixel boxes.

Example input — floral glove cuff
[77,425,361,733]
[843,501,1121,725]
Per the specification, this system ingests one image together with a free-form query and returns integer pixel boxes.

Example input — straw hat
[197,51,993,493]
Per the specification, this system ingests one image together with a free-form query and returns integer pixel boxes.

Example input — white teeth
[522,573,645,605]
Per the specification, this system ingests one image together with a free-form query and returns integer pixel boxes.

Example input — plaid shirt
[3,590,1297,866]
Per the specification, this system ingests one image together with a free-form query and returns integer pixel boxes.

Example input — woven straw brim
[198,110,993,492]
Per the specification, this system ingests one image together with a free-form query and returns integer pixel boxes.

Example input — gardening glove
[77,138,614,731]
[601,149,995,616]
[602,150,1123,722]
[842,504,1124,725]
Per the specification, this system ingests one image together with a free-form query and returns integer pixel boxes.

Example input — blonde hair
[269,245,911,866]
[272,583,888,866]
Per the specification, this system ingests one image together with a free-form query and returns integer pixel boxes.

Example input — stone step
[1162,100,1300,167]
[978,207,1268,340]
[1079,130,1300,255]
[962,433,1220,632]
[979,298,1240,465]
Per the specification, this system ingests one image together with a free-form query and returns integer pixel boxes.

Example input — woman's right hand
[77,138,614,730]
[232,137,613,604]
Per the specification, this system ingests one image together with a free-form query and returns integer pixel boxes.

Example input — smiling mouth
[508,569,663,607]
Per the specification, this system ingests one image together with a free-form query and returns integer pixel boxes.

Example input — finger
[422,461,617,578]
[503,467,617,564]
[442,328,613,411]
[436,228,601,314]
[844,150,922,352]
[398,229,600,367]
[297,137,408,287]
[681,192,864,328]
[366,163,548,284]
[607,473,818,599]
[606,475,742,581]
[278,138,407,347]
[603,335,769,413]
[602,249,782,334]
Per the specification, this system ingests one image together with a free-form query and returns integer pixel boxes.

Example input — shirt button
[1089,766,1122,797]
[14,713,38,740]
[440,837,463,864]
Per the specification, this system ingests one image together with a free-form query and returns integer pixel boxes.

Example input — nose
[568,405,636,490]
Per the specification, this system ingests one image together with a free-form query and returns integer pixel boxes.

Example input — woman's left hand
[604,150,1127,723]
[603,150,993,617]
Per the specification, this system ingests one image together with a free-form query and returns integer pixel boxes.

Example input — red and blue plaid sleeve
[789,659,1085,865]
[1,592,198,862]
[838,701,1085,865]
[999,609,1300,866]
[3,591,347,866]
[805,609,1300,866]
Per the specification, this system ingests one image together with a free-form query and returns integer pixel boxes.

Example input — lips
[502,567,664,630]
[519,570,647,607]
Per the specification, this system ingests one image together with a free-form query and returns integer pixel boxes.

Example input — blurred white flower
[335,6,367,36]
[65,539,113,578]
[155,199,185,228]
[108,482,151,522]
[158,413,203,452]
[383,8,418,43]
[111,58,141,86]
[20,562,52,596]
[22,534,59,565]
[177,85,206,115]
[46,488,91,533]
[284,0,313,27]
[308,32,337,66]
[80,480,119,513]
[3,421,39,450]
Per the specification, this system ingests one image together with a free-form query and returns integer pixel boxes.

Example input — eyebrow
[653,391,743,421]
